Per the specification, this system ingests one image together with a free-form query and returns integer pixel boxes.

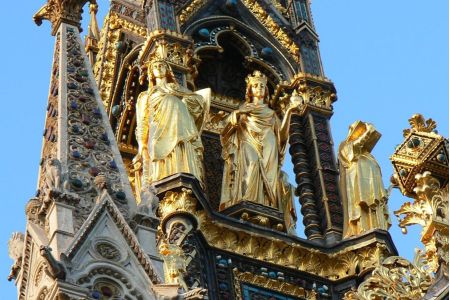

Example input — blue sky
[0,0,447,297]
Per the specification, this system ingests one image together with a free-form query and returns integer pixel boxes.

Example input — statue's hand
[288,91,303,110]
[238,106,252,114]
[132,153,142,165]
[210,110,227,123]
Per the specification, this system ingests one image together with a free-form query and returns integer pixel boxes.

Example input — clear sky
[0,0,447,297]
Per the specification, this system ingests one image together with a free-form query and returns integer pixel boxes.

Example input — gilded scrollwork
[395,171,449,272]
[344,252,433,300]
[240,0,299,62]
[349,115,449,299]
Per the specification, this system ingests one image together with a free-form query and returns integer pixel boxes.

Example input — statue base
[220,201,286,232]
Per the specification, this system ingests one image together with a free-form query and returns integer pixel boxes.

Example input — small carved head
[46,158,61,169]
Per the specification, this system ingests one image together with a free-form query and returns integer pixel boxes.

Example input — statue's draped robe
[338,126,390,237]
[136,82,207,184]
[279,171,297,235]
[220,102,287,210]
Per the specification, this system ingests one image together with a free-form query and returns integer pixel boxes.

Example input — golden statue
[159,240,188,290]
[134,60,210,188]
[279,171,297,235]
[338,121,391,237]
[219,71,300,211]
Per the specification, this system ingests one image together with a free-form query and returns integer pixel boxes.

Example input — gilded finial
[403,114,437,137]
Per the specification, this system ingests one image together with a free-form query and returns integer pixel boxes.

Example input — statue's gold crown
[246,70,267,86]
[146,43,169,67]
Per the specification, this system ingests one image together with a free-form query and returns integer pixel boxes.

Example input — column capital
[33,0,94,35]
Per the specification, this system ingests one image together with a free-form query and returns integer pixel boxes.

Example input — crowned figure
[219,71,300,212]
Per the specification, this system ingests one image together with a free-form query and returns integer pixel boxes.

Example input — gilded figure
[159,240,188,290]
[134,60,210,187]
[338,121,391,237]
[279,171,297,235]
[219,71,300,211]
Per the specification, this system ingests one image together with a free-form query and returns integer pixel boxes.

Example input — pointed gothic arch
[185,17,296,94]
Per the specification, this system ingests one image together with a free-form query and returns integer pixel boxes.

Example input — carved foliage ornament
[344,252,433,300]
[8,232,25,281]
[95,242,121,261]
[241,0,299,62]
[272,72,337,114]
[161,190,389,280]
[395,172,449,272]
[34,0,92,35]
[158,189,198,221]
[403,114,437,138]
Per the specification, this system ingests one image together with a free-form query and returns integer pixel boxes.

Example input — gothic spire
[31,0,137,255]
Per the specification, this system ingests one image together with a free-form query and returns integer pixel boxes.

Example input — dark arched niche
[195,32,248,100]
[185,17,296,99]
